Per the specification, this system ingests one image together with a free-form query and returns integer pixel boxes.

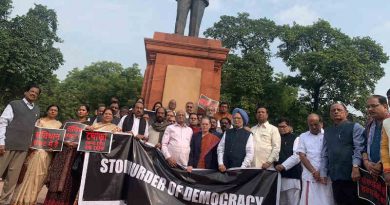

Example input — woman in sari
[88,108,121,132]
[11,105,62,205]
[44,105,91,205]
[72,108,120,204]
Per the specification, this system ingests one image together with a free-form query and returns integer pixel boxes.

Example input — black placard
[78,130,113,153]
[63,122,87,142]
[31,126,65,151]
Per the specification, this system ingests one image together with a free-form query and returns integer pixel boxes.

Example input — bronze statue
[175,0,209,37]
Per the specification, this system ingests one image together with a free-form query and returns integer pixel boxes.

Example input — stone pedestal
[141,32,229,110]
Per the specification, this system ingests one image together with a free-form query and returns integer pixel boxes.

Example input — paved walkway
[0,180,47,204]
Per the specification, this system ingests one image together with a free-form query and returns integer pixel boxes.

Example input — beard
[156,116,164,123]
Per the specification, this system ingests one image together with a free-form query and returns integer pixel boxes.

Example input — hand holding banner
[79,135,280,205]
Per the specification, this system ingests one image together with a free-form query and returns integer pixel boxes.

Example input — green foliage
[0,0,12,20]
[278,20,389,116]
[38,61,143,121]
[1,6,387,133]
[205,13,280,55]
[205,13,277,111]
[205,14,387,132]
[0,3,63,107]
[261,74,310,132]
[37,73,61,117]
[205,13,308,132]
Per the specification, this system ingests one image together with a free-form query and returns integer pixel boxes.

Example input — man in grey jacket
[0,85,41,204]
[175,0,209,37]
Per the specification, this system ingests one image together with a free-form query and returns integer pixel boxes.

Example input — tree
[0,0,12,21]
[204,13,278,112]
[0,2,63,108]
[278,20,389,114]
[205,13,280,55]
[205,13,308,130]
[41,61,143,120]
[37,73,62,118]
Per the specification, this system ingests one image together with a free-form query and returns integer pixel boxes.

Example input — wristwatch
[353,164,359,168]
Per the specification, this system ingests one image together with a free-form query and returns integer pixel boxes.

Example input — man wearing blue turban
[232,108,249,126]
[217,108,254,171]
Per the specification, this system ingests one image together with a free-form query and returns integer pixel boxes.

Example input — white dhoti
[300,180,334,205]
[280,178,301,205]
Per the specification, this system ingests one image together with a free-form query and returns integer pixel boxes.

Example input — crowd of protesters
[0,84,390,205]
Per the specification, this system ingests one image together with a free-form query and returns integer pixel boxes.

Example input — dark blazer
[188,132,219,169]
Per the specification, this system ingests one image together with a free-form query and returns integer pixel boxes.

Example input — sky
[11,0,390,95]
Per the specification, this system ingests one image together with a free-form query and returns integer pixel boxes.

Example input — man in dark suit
[175,0,209,37]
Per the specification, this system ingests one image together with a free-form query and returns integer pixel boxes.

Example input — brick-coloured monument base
[141,32,229,110]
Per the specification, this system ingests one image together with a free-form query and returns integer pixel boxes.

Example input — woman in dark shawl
[44,104,91,205]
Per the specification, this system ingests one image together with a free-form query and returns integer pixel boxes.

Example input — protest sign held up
[63,122,88,142]
[197,94,219,115]
[78,130,113,153]
[31,126,65,151]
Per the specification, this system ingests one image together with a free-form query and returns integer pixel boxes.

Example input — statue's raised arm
[174,0,209,37]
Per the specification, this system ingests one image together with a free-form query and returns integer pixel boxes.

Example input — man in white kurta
[161,110,193,168]
[297,114,334,205]
[251,106,281,169]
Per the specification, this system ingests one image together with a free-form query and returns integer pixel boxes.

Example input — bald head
[307,113,322,135]
[307,113,320,122]
[168,99,177,111]
[176,110,186,125]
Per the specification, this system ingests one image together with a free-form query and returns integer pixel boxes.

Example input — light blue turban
[232,108,249,126]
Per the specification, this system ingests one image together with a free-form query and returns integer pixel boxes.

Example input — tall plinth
[141,32,229,110]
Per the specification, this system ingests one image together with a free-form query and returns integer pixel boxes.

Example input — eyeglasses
[366,104,381,109]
